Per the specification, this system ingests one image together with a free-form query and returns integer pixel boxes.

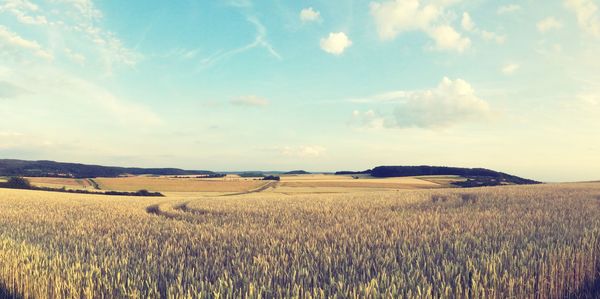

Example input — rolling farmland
[25,177,95,190]
[20,174,463,196]
[279,177,441,189]
[92,176,267,193]
[0,183,599,298]
[2,0,594,297]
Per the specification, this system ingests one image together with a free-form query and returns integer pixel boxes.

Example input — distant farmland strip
[93,177,265,192]
[281,179,439,189]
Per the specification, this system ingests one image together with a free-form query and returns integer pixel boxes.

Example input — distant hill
[237,172,267,178]
[0,159,215,178]
[284,170,311,175]
[336,166,540,187]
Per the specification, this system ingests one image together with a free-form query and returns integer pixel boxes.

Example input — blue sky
[1,0,599,181]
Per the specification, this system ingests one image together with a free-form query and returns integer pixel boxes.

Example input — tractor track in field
[145,181,277,221]
[87,178,101,190]
[219,181,278,197]
[146,201,234,225]
[145,202,208,223]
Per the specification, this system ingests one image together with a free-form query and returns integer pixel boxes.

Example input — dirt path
[87,178,100,190]
[219,181,278,197]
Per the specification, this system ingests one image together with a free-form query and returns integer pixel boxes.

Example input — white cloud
[351,77,491,128]
[0,0,48,25]
[564,0,600,36]
[300,7,321,22]
[56,0,138,72]
[320,32,352,55]
[57,0,103,21]
[370,0,471,52]
[537,17,563,33]
[1,0,139,73]
[369,0,440,40]
[281,146,326,158]
[461,12,475,31]
[230,95,269,107]
[0,25,53,60]
[461,12,506,44]
[480,30,506,44]
[428,25,471,52]
[497,4,521,14]
[502,63,520,75]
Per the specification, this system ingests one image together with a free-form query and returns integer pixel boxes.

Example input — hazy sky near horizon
[0,0,599,181]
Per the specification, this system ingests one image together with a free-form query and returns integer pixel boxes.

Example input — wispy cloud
[564,0,600,37]
[0,0,139,74]
[0,25,53,60]
[537,17,563,33]
[0,66,162,126]
[0,0,48,25]
[257,145,327,158]
[501,63,520,75]
[162,48,201,60]
[497,4,521,15]
[200,16,281,68]
[227,0,252,8]
[562,91,600,118]
[230,95,269,107]
[281,146,326,158]
[0,131,52,151]
[461,12,506,44]
[64,47,86,64]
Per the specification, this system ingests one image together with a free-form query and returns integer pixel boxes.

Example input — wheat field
[93,176,266,192]
[276,175,453,191]
[0,183,599,298]
[25,177,95,190]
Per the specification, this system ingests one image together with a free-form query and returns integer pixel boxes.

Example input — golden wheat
[0,183,599,298]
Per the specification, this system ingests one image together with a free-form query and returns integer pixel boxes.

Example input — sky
[0,0,599,182]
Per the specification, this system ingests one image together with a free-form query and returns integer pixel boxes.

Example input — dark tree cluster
[0,177,32,189]
[336,165,540,187]
[262,175,281,181]
[0,159,215,178]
